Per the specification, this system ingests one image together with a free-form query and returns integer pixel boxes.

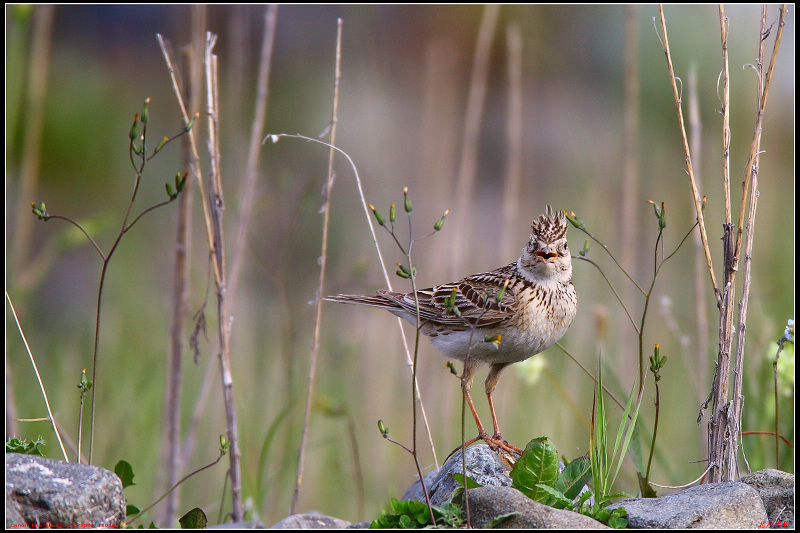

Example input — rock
[270,511,350,528]
[401,444,514,506]
[608,481,768,529]
[741,469,794,528]
[5,453,126,529]
[452,485,607,529]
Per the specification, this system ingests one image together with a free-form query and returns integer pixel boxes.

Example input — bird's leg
[485,363,523,454]
[460,359,490,440]
[459,360,522,456]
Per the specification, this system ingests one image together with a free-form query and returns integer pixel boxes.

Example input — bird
[325,205,577,455]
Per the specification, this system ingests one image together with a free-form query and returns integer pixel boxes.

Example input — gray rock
[270,511,350,529]
[401,444,514,506]
[5,453,126,529]
[452,485,607,529]
[608,481,768,529]
[740,469,794,528]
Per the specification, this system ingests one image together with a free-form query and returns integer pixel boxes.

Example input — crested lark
[326,205,577,455]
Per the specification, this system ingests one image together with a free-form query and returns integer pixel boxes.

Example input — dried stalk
[450,4,499,276]
[204,33,244,520]
[229,5,279,300]
[659,4,786,483]
[292,17,343,516]
[160,6,206,526]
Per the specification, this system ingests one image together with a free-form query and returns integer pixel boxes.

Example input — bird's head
[518,206,572,282]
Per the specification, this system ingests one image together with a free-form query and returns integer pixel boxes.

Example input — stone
[608,481,768,529]
[401,444,514,506]
[5,453,126,529]
[452,485,607,529]
[740,469,794,528]
[270,511,350,528]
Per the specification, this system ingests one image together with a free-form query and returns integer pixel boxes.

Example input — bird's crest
[531,205,568,243]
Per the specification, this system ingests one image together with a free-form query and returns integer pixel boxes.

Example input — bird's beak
[534,248,558,260]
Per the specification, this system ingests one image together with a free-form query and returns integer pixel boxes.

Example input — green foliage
[451,472,481,489]
[590,365,638,508]
[510,437,559,503]
[593,506,629,529]
[178,508,208,529]
[370,498,462,529]
[508,435,627,527]
[510,437,592,509]
[115,459,136,488]
[6,436,45,456]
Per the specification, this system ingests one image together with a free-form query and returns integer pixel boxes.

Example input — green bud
[141,97,151,125]
[446,361,458,376]
[175,172,187,193]
[389,203,396,223]
[484,333,503,347]
[129,114,140,141]
[31,202,48,220]
[396,269,410,279]
[434,209,450,231]
[647,200,666,229]
[444,288,462,318]
[565,210,585,229]
[219,435,230,454]
[369,204,386,226]
[78,368,92,394]
[580,238,591,257]
[377,419,389,437]
[444,287,457,308]
[153,136,168,155]
[495,279,510,303]
[166,182,176,199]
[403,186,412,213]
[185,112,199,133]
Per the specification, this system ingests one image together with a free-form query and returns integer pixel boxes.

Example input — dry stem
[292,17,343,517]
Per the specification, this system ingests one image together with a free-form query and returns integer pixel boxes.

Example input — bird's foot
[463,432,522,456]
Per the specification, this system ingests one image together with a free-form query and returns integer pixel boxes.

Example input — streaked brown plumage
[326,206,577,454]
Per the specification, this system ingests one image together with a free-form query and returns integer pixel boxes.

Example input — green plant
[368,189,450,524]
[508,436,626,528]
[30,97,192,465]
[565,201,697,495]
[369,498,463,529]
[6,436,46,456]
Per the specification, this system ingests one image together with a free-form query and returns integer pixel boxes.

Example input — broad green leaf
[556,455,592,502]
[452,472,482,489]
[178,507,207,529]
[114,460,136,488]
[510,436,559,503]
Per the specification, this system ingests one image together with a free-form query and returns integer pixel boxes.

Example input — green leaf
[114,460,136,488]
[126,504,141,516]
[488,512,522,528]
[6,437,45,456]
[637,472,658,498]
[178,508,207,529]
[510,436,560,503]
[535,483,572,508]
[452,472,482,489]
[555,455,592,503]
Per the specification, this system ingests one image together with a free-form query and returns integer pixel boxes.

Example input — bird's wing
[378,263,519,327]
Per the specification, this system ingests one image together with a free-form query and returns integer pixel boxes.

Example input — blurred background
[6,4,794,527]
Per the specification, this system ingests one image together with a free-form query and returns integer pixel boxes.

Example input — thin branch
[229,5,278,300]
[7,293,69,462]
[292,17,342,516]
[265,133,440,466]
[656,5,719,305]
